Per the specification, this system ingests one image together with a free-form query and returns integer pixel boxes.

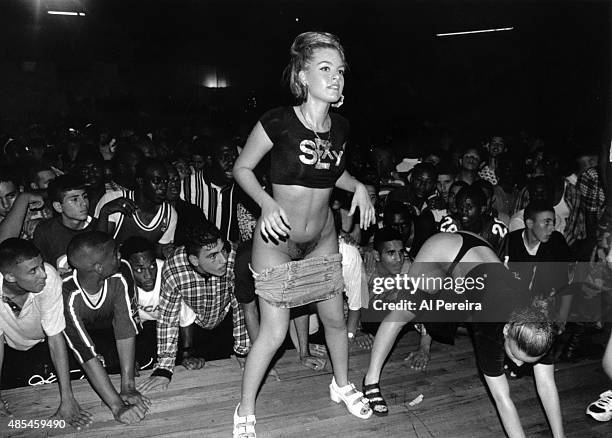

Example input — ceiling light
[436,27,514,37]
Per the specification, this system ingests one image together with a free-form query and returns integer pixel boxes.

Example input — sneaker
[586,390,612,422]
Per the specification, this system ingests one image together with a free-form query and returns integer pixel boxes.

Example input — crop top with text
[259,106,349,189]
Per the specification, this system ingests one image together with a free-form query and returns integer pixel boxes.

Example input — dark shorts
[234,240,257,304]
[253,253,344,308]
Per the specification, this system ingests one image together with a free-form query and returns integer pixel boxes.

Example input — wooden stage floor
[1,331,610,437]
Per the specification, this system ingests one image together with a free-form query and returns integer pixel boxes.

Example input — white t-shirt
[339,239,369,311]
[137,259,196,327]
[0,263,65,351]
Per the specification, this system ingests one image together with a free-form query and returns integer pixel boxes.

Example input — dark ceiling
[0,0,610,139]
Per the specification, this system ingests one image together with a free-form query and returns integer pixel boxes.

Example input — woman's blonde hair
[284,31,346,103]
[506,304,556,358]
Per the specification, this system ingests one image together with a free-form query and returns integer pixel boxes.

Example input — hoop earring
[331,94,345,108]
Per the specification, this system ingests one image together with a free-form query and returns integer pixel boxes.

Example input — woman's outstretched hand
[348,183,376,229]
[259,198,291,242]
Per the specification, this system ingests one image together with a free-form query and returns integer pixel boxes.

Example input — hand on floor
[136,375,170,394]
[350,332,374,350]
[404,347,430,371]
[51,397,93,430]
[299,354,326,371]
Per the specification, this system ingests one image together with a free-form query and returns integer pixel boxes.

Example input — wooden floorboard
[1,331,610,437]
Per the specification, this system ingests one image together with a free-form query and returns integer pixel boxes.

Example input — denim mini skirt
[251,253,343,308]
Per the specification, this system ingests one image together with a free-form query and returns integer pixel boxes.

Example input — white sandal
[233,404,256,438]
[329,377,373,419]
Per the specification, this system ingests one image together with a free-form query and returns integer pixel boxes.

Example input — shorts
[252,253,344,308]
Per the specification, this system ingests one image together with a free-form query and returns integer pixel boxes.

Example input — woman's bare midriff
[251,184,339,271]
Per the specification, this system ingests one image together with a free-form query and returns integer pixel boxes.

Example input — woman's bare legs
[316,294,349,386]
[238,298,290,416]
[364,310,415,385]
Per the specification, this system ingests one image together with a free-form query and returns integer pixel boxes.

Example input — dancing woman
[232,31,375,437]
[363,231,565,437]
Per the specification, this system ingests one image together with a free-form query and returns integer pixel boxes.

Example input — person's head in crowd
[459,147,483,172]
[3,138,26,166]
[472,179,495,215]
[63,137,82,164]
[527,176,553,204]
[524,201,555,243]
[436,166,455,202]
[447,181,469,215]
[133,135,157,159]
[210,136,239,186]
[0,167,20,219]
[135,158,169,205]
[369,146,396,182]
[362,177,380,211]
[172,156,191,180]
[485,136,507,158]
[0,238,47,294]
[164,163,181,204]
[423,150,443,167]
[455,186,487,231]
[48,174,89,226]
[409,162,437,201]
[92,125,117,160]
[74,149,106,190]
[111,144,143,190]
[383,201,412,247]
[121,236,157,292]
[526,146,546,178]
[496,155,520,189]
[67,231,120,279]
[373,227,405,275]
[192,136,212,172]
[573,146,599,176]
[503,305,556,366]
[184,223,229,277]
[27,161,56,197]
[22,136,47,164]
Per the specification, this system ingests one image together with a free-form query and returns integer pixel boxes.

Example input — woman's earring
[331,94,345,108]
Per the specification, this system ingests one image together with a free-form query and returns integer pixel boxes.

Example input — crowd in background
[0,114,610,425]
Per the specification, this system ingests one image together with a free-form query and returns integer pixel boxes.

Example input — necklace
[299,106,331,143]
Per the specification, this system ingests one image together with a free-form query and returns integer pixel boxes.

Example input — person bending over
[137,223,249,394]
[363,231,565,437]
[0,239,91,429]
[63,231,150,424]
[120,236,202,371]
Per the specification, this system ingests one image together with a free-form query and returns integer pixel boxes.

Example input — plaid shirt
[155,244,249,374]
[578,167,605,219]
[563,181,586,245]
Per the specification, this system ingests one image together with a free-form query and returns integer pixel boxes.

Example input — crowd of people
[0,31,611,437]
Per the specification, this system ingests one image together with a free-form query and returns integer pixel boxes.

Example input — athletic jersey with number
[439,214,508,251]
[136,259,196,327]
[95,189,177,246]
[260,107,349,188]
